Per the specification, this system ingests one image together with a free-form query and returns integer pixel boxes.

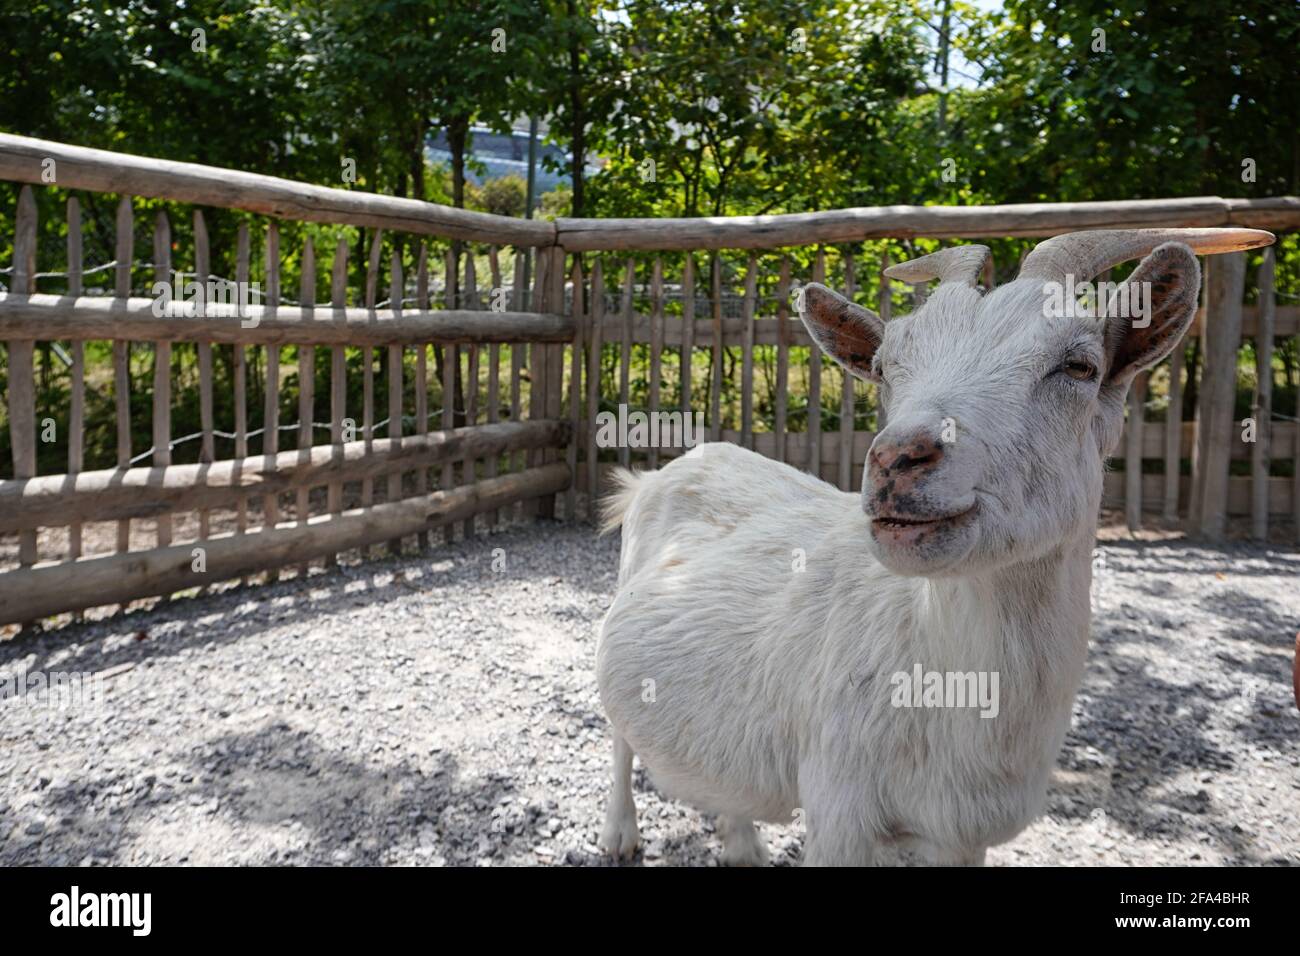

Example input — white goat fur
[594,233,1268,866]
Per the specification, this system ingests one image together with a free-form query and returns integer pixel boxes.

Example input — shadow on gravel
[27,722,536,866]
[1197,588,1297,646]
[1096,538,1300,579]
[1051,539,1299,864]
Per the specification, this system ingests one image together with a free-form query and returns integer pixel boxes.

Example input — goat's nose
[869,429,944,477]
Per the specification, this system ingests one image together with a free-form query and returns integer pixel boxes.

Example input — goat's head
[800,227,1273,577]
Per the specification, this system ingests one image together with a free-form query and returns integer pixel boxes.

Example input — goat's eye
[1061,359,1097,382]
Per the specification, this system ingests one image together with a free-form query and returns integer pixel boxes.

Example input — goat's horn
[1018,228,1274,282]
[883,244,990,288]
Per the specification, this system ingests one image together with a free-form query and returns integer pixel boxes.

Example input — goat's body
[597,443,1095,864]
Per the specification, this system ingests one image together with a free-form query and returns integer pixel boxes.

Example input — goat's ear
[1103,243,1201,388]
[799,282,883,382]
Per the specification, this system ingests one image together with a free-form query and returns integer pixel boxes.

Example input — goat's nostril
[872,435,944,475]
[901,445,943,470]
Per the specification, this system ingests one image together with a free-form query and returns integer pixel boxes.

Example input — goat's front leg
[718,816,770,866]
[598,734,640,860]
[799,817,878,867]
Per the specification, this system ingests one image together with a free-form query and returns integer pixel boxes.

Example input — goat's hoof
[720,824,771,867]
[599,814,640,861]
[721,843,770,867]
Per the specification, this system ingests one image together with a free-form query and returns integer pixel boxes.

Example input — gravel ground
[1,517,1297,867]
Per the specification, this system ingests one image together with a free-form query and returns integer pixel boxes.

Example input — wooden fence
[1,133,1298,627]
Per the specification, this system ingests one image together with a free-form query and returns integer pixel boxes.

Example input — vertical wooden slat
[1125,372,1147,531]
[1289,280,1300,543]
[67,197,84,565]
[587,257,605,513]
[740,254,756,451]
[151,210,173,548]
[540,246,566,519]
[808,250,825,478]
[1198,252,1246,540]
[1252,246,1275,541]
[710,254,723,444]
[567,258,584,518]
[1109,268,1140,531]
[487,246,502,526]
[510,248,526,487]
[362,229,381,522]
[648,257,663,469]
[878,246,893,320]
[619,257,634,467]
[775,255,791,464]
[442,247,458,540]
[877,246,892,432]
[462,250,479,537]
[234,223,250,544]
[298,236,317,572]
[527,248,547,433]
[263,222,282,538]
[10,185,37,567]
[521,245,548,520]
[416,242,431,546]
[1188,262,1210,525]
[327,237,348,565]
[113,195,133,552]
[680,254,695,431]
[839,251,856,490]
[535,246,564,519]
[193,210,214,540]
[387,245,404,553]
[1163,332,1184,521]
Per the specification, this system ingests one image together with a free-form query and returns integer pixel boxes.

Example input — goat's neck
[910,530,1094,695]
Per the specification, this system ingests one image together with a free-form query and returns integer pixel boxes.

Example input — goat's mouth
[870,504,976,541]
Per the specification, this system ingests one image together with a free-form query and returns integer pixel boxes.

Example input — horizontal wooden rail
[0,134,554,246]
[0,419,571,532]
[0,294,572,345]
[0,462,571,625]
[555,197,1300,250]
[3,135,1296,253]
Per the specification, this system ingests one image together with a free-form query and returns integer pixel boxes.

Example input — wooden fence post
[1197,252,1246,540]
[710,254,722,444]
[328,237,348,564]
[9,185,37,568]
[877,245,891,432]
[1163,327,1184,521]
[1125,372,1147,531]
[1251,246,1275,540]
[839,251,856,491]
[194,210,215,541]
[587,257,605,516]
[648,257,663,469]
[67,196,85,572]
[113,194,133,553]
[152,210,172,548]
[808,249,825,478]
[775,255,791,464]
[539,245,566,518]
[740,254,757,452]
[680,253,695,457]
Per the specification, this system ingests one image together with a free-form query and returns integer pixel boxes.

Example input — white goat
[595,228,1273,866]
